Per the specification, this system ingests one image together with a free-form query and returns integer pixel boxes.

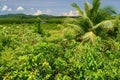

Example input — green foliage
[116,22,120,42]
[0,24,120,79]
[0,1,120,79]
[34,22,45,36]
[70,0,117,44]
[0,14,66,24]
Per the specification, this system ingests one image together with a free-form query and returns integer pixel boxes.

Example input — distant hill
[0,13,77,18]
[0,13,79,24]
[0,14,66,24]
[0,13,54,19]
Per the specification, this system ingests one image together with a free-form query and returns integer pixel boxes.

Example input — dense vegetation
[0,14,70,24]
[0,0,120,79]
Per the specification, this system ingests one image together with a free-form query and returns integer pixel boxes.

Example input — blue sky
[0,0,120,16]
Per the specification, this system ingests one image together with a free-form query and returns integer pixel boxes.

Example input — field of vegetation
[0,0,120,80]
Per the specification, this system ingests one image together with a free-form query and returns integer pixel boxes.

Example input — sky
[0,0,120,16]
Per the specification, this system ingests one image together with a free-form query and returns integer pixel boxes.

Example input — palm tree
[65,0,117,44]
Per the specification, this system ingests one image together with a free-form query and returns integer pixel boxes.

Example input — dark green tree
[35,17,45,36]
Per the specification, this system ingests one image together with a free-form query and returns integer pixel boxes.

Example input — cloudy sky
[0,0,120,16]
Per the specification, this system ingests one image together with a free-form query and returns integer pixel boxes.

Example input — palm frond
[81,31,96,44]
[93,20,116,30]
[102,6,117,14]
[65,23,85,34]
[85,17,94,28]
[71,2,94,28]
[99,6,117,17]
[71,3,85,16]
[84,1,91,16]
[93,6,116,24]
[91,0,101,12]
[90,0,101,20]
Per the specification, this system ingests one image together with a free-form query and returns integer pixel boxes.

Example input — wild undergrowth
[0,23,120,80]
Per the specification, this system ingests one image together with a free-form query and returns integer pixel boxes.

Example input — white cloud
[33,10,43,15]
[1,5,8,11]
[68,10,74,16]
[16,6,24,11]
[1,5,12,11]
[62,10,78,16]
[62,13,67,16]
[31,8,34,10]
[8,8,12,11]
[33,9,52,15]
[45,9,52,14]
[62,12,68,16]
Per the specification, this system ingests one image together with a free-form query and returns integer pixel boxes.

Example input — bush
[0,24,120,80]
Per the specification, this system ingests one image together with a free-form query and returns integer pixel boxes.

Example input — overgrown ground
[0,22,120,80]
